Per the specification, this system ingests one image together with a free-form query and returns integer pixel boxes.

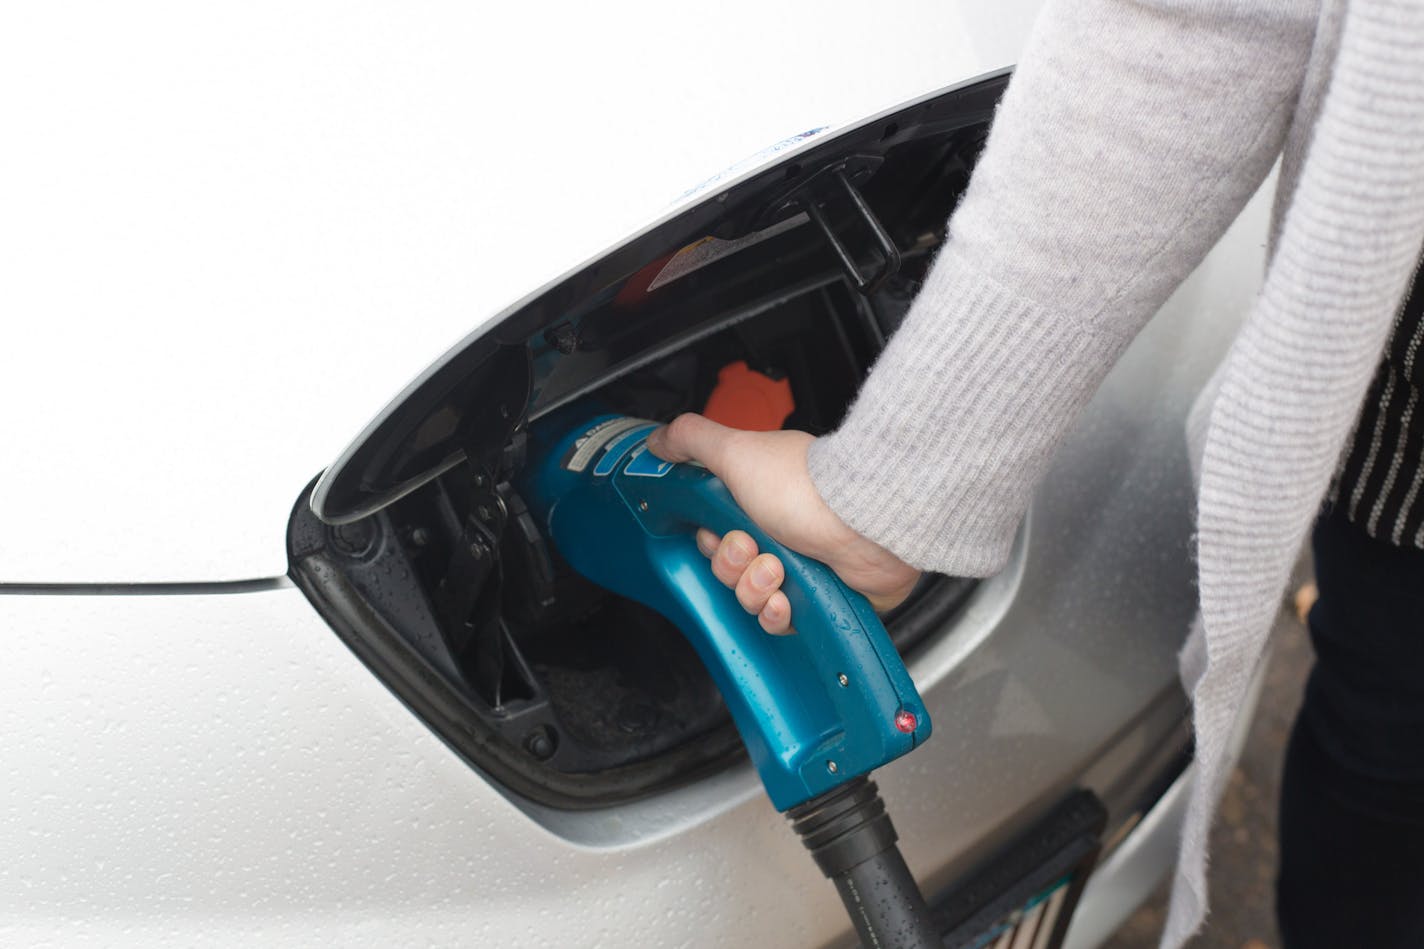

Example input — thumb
[645,412,735,473]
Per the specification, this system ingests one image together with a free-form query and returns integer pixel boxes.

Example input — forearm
[808,0,1319,576]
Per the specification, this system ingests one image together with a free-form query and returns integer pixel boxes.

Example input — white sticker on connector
[564,417,653,473]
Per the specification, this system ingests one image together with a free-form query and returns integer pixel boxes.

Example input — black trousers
[1276,507,1424,948]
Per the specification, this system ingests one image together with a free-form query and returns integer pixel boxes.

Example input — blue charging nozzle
[518,411,941,948]
[518,412,932,811]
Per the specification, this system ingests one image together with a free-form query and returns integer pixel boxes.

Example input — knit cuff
[807,244,1133,577]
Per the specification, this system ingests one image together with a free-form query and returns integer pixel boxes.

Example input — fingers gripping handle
[613,452,932,811]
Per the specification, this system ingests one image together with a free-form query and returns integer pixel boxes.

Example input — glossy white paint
[0,559,1162,949]
[0,0,1044,583]
[0,585,820,946]
[0,574,1070,949]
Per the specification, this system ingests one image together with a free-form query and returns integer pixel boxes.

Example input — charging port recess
[288,73,1008,809]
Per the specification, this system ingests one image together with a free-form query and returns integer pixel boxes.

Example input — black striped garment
[1331,259,1424,548]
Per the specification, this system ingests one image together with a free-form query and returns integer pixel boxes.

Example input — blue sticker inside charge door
[593,424,657,477]
[623,444,674,478]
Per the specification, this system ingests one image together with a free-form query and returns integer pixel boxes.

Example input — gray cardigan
[805,0,1424,944]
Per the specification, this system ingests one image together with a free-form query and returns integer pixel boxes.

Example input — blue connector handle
[520,413,931,811]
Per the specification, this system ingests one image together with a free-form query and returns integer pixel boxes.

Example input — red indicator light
[894,710,918,734]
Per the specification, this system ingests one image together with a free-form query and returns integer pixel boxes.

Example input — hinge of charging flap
[761,158,901,296]
[434,440,547,712]
[432,463,507,703]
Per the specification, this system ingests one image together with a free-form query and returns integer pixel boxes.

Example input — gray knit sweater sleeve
[806,0,1319,576]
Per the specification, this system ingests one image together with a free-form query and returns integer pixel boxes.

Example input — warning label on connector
[564,417,654,474]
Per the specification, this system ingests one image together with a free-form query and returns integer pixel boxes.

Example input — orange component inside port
[701,361,795,431]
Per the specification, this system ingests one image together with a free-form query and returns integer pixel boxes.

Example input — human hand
[644,413,920,635]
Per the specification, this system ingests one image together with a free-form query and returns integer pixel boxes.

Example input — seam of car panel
[0,576,293,596]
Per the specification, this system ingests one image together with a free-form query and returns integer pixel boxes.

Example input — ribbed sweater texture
[806,1,1424,945]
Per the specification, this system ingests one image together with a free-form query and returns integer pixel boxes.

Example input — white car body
[1,3,1269,946]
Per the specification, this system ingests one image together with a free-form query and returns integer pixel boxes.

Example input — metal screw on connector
[826,761,839,774]
[837,673,849,687]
